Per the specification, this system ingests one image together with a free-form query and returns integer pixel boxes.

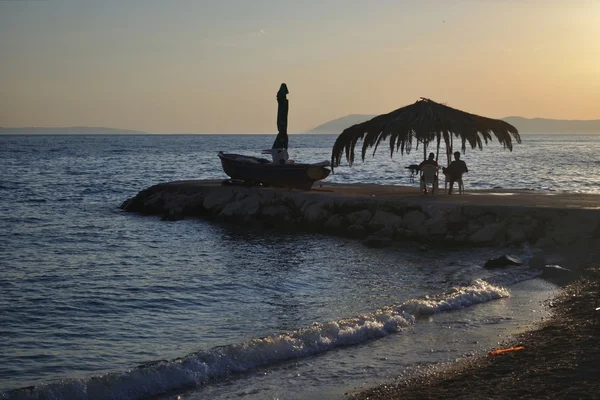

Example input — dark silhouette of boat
[218,152,331,190]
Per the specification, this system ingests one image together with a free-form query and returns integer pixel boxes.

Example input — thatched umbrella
[331,98,521,170]
[272,83,289,150]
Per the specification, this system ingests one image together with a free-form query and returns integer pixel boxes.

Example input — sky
[1,0,599,133]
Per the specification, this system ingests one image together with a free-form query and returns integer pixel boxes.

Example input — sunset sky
[1,0,599,133]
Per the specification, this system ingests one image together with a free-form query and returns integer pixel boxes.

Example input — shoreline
[347,271,600,400]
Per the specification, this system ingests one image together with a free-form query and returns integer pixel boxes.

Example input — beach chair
[443,170,465,194]
[420,165,439,195]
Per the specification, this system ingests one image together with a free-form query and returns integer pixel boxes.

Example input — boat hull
[218,153,330,190]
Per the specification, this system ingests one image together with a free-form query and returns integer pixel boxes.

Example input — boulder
[484,255,523,269]
[346,210,372,226]
[162,206,184,221]
[363,235,393,248]
[220,195,262,218]
[260,205,290,219]
[203,190,234,213]
[371,227,394,239]
[369,210,403,231]
[528,251,547,270]
[541,264,575,282]
[347,224,367,239]
[478,214,497,225]
[467,220,484,235]
[324,214,344,233]
[506,227,527,244]
[469,222,506,244]
[303,202,330,226]
[422,218,448,237]
[534,236,555,249]
[402,210,427,232]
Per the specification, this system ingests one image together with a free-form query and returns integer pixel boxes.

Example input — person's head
[453,151,461,160]
[428,152,435,160]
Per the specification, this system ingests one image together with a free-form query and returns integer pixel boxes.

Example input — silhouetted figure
[418,152,439,194]
[446,151,468,194]
[272,83,289,150]
[418,152,439,170]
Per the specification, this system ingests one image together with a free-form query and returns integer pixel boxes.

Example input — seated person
[445,151,468,194]
[418,153,439,194]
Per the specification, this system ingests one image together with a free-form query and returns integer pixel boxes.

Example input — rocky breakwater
[120,180,600,250]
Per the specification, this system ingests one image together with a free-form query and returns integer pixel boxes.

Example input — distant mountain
[0,126,147,135]
[307,114,376,134]
[502,117,600,133]
[307,115,600,134]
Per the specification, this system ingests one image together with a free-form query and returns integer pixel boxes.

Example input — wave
[3,280,509,400]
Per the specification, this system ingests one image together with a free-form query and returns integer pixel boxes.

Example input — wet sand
[347,270,600,400]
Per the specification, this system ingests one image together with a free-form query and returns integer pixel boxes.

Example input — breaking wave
[3,280,509,400]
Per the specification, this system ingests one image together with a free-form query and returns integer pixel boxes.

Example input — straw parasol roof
[331,98,521,169]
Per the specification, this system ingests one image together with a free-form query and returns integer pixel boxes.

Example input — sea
[1,133,599,400]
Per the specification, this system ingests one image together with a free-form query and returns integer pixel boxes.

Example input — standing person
[447,151,468,194]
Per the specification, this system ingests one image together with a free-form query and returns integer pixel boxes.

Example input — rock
[162,207,184,221]
[455,234,468,243]
[363,235,393,248]
[260,205,290,219]
[462,206,486,219]
[347,210,372,226]
[369,210,403,231]
[347,224,367,239]
[484,255,523,269]
[219,201,244,218]
[445,207,463,224]
[303,202,330,226]
[372,227,394,239]
[144,192,167,211]
[506,228,527,244]
[541,264,575,282]
[120,198,132,210]
[469,222,506,244]
[402,210,427,232]
[203,190,234,212]
[535,237,555,249]
[395,228,409,238]
[422,218,448,237]
[467,220,484,235]
[324,214,344,232]
[443,234,456,242]
[528,251,547,270]
[478,214,497,225]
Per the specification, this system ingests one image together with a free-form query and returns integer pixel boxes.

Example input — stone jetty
[120,180,600,252]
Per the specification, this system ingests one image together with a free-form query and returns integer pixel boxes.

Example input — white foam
[399,279,510,316]
[4,280,510,400]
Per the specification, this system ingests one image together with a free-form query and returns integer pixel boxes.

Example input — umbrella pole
[448,134,454,166]
[436,134,441,162]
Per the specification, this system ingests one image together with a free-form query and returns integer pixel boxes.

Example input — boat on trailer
[218,83,330,190]
[218,152,330,191]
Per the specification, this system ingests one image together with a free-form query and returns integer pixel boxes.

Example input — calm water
[1,133,596,399]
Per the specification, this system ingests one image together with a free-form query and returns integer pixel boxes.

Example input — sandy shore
[348,269,600,400]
